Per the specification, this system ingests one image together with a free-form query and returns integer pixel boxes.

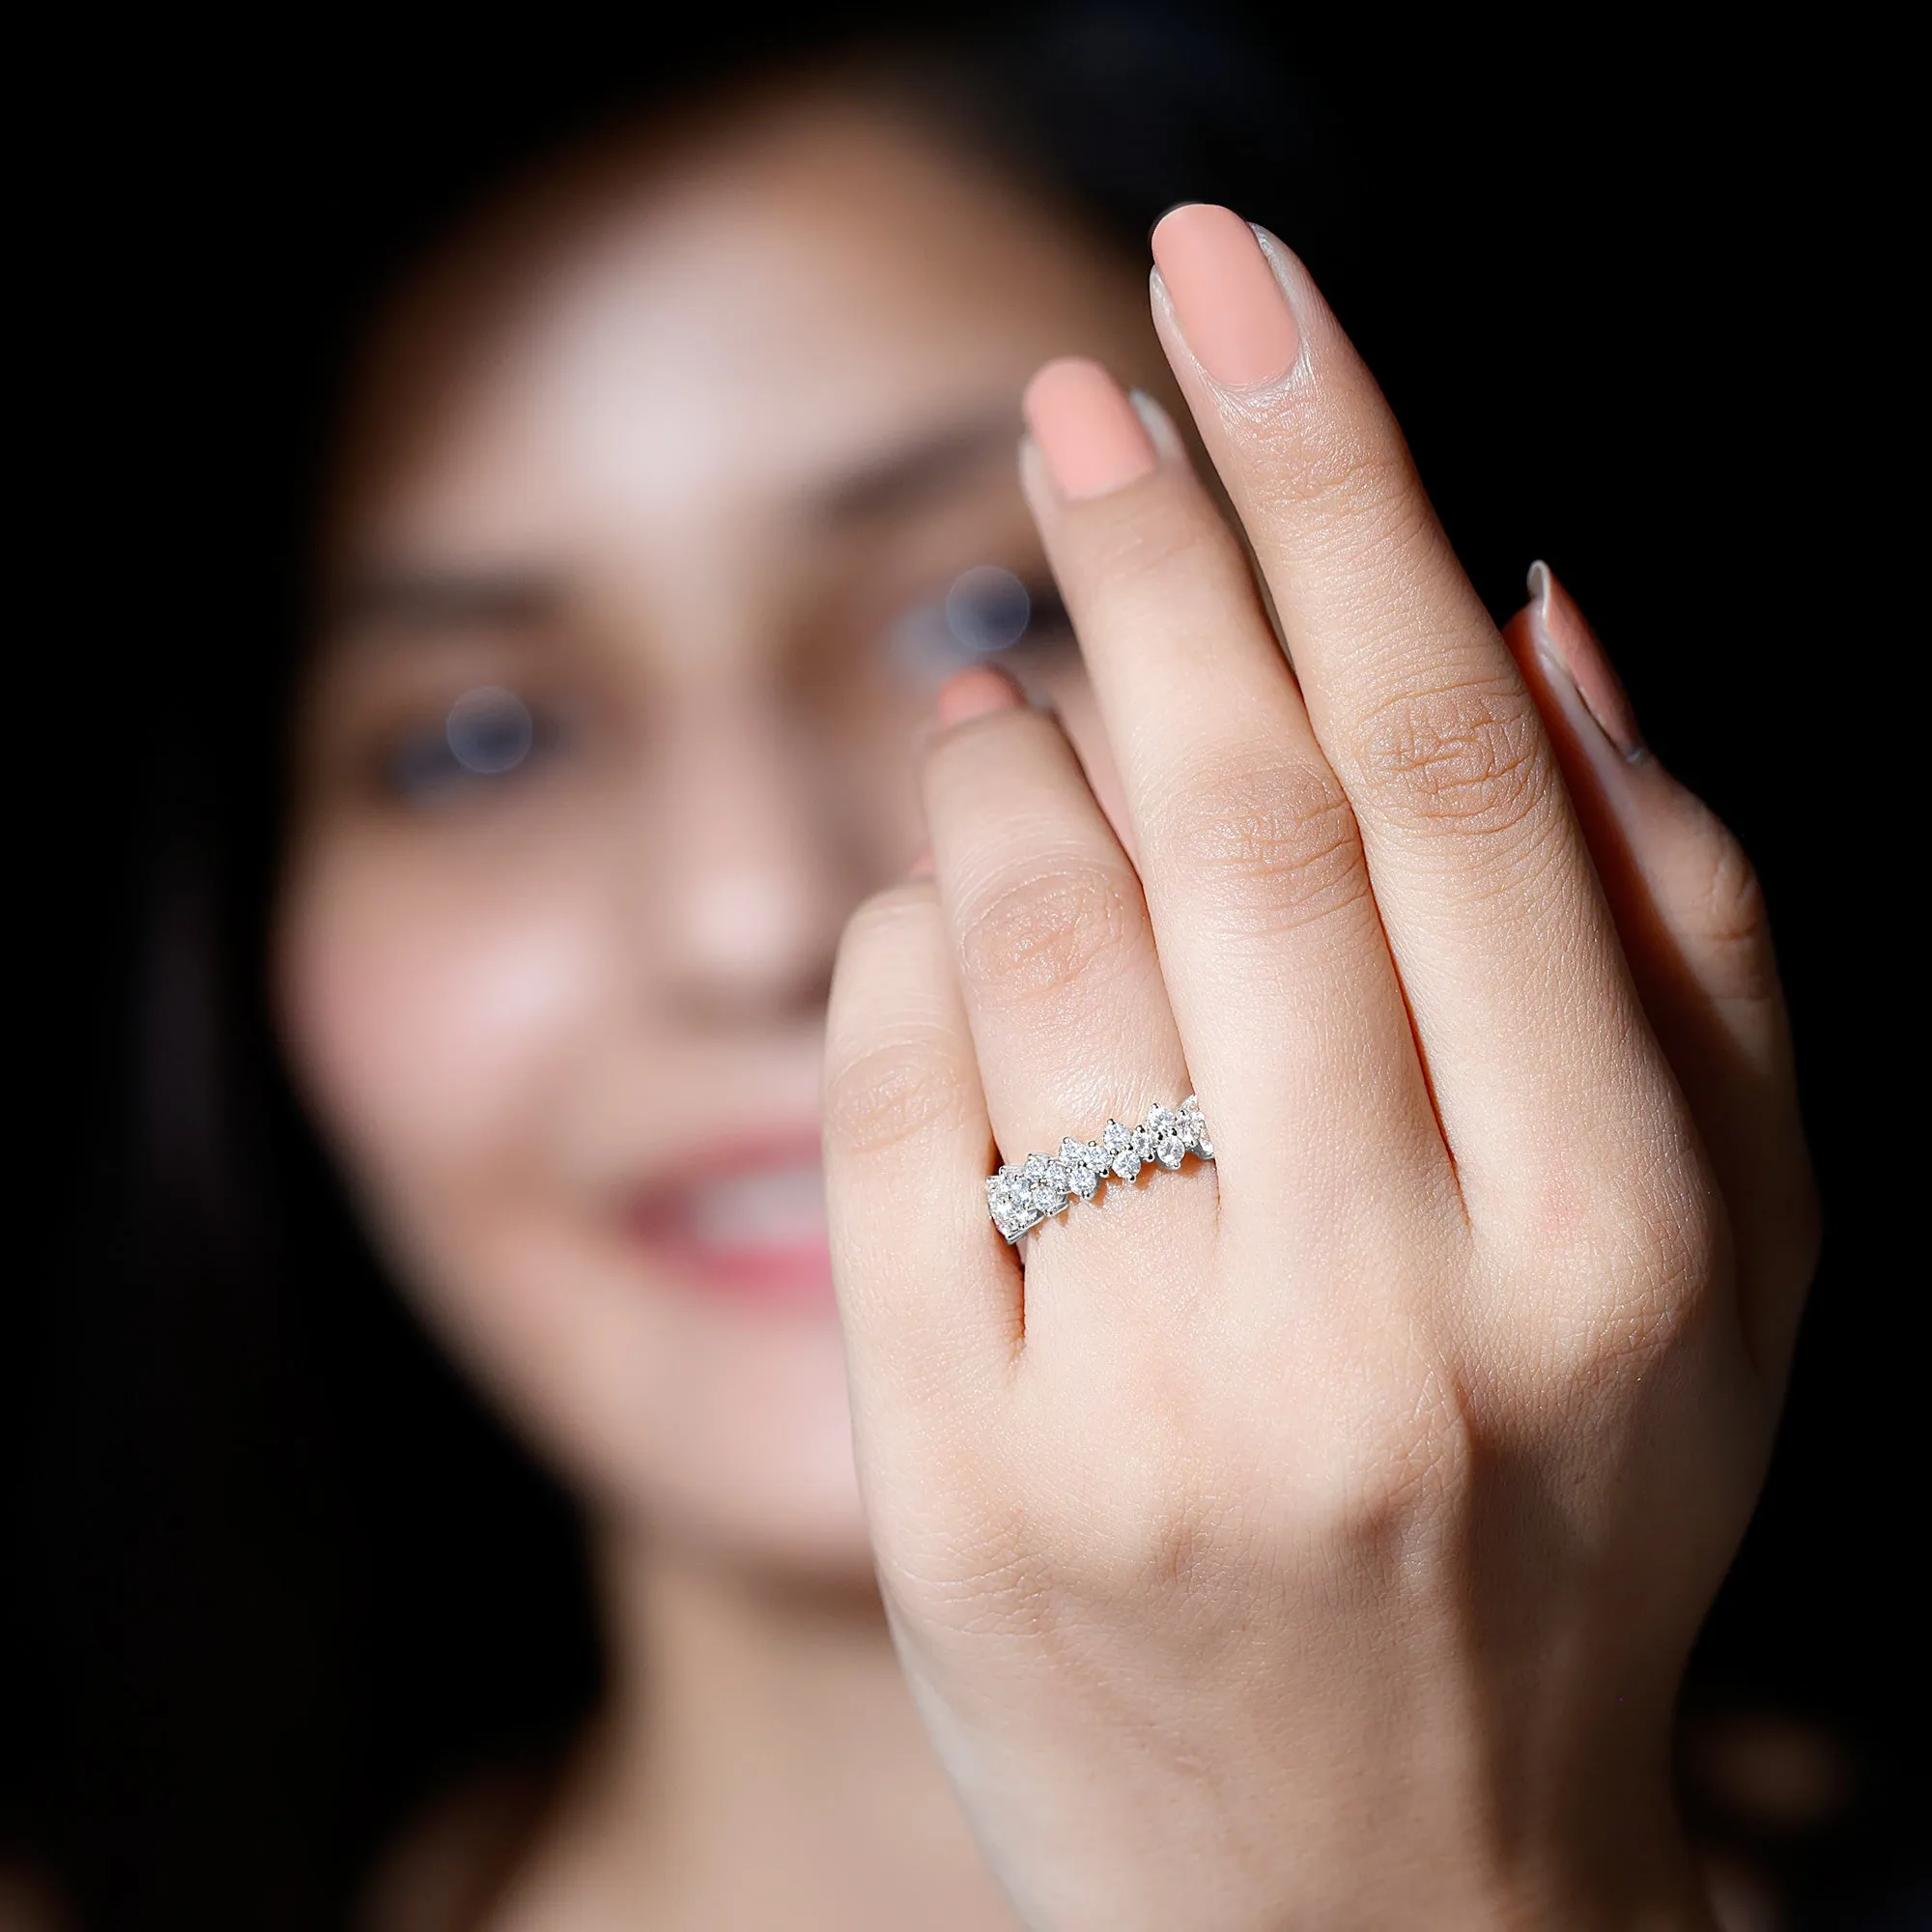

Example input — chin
[592,1423,879,1587]
[548,1293,880,1586]
[397,1214,882,1585]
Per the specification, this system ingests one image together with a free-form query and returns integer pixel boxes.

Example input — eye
[890,566,1074,687]
[945,565,1032,654]
[383,685,568,803]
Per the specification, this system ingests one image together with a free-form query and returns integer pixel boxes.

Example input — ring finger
[920,668,1205,1292]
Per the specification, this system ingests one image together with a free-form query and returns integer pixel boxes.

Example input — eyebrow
[326,566,563,634]
[811,406,1022,525]
[327,404,1027,632]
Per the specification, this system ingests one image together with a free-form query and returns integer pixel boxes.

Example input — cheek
[275,828,871,1574]
[276,832,604,1198]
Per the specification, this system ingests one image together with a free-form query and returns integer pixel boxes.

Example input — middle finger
[1144,204,1676,1204]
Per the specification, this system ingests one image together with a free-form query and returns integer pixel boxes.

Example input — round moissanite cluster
[984,1097,1214,1245]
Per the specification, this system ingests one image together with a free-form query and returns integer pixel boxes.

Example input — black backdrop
[10,7,1919,1926]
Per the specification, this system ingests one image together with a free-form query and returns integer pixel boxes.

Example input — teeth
[684,1161,827,1250]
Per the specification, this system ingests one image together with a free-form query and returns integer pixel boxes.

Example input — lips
[625,1139,837,1310]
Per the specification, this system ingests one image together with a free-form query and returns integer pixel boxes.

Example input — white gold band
[985,1097,1214,1244]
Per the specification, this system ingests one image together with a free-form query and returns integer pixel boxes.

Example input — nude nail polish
[1526,561,1645,762]
[1150,204,1301,388]
[1022,357,1158,499]
[934,664,1024,729]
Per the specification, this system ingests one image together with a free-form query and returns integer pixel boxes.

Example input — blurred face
[276,94,1156,1576]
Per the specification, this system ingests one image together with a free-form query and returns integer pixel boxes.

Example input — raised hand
[823,205,1814,1931]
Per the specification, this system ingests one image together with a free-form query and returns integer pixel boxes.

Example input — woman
[8,15,1848,1930]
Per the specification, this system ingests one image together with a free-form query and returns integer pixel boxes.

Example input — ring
[985,1097,1214,1244]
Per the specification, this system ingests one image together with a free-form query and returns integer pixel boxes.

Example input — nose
[640,692,853,1025]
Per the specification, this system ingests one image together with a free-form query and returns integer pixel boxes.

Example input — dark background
[9,8,1918,1927]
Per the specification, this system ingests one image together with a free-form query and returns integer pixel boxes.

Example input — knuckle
[1597,1210,1715,1355]
[1153,753,1371,942]
[1074,487,1236,597]
[1250,412,1421,544]
[956,857,1142,1010]
[1518,1155,1723,1386]
[1354,675,1556,844]
[1290,1375,1473,1557]
[823,1032,974,1158]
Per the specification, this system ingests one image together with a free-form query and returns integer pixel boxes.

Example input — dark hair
[7,12,1343,1925]
[9,8,1920,1927]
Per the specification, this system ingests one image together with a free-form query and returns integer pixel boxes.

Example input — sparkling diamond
[1134,1104,1177,1169]
[1102,1118,1142,1181]
[1179,1095,1213,1160]
[986,1164,1040,1241]
[1022,1151,1068,1217]
[1061,1135,1107,1201]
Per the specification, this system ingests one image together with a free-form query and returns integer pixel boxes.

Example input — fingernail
[1022,357,1158,499]
[934,663,1024,730]
[1526,561,1645,762]
[1150,204,1301,388]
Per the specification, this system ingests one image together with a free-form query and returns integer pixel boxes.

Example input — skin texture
[275,94,1813,1931]
[823,215,1816,1932]
[822,222,1815,1927]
